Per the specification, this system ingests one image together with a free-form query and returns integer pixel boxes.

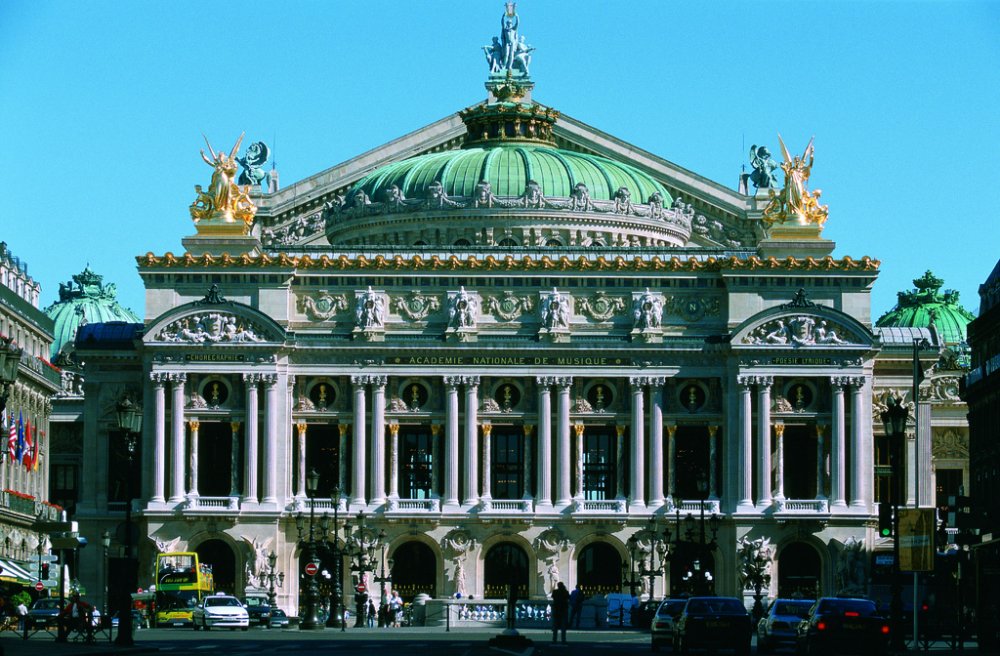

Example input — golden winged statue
[190,132,257,228]
[761,134,829,229]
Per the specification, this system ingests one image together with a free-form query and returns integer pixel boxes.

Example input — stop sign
[137,588,143,594]
[35,581,44,592]
[356,584,366,593]
[304,562,319,576]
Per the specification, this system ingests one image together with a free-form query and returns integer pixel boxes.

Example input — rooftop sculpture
[761,135,829,229]
[190,133,257,228]
[483,3,534,78]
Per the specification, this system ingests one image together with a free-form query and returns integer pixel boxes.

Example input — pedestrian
[551,581,570,643]
[389,590,404,627]
[15,598,28,632]
[569,585,584,628]
[366,598,376,628]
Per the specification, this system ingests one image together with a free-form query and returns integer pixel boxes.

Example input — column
[555,377,573,506]
[815,424,827,500]
[443,377,460,506]
[262,375,278,504]
[773,422,785,500]
[371,376,387,506]
[388,423,400,499]
[522,425,534,499]
[849,378,866,508]
[229,421,241,496]
[481,423,493,500]
[430,423,442,498]
[666,424,677,499]
[296,421,308,498]
[243,374,260,504]
[708,425,719,500]
[187,419,200,497]
[830,378,847,507]
[337,423,349,492]
[736,376,754,510]
[169,373,187,502]
[151,373,167,503]
[628,377,646,508]
[755,376,773,508]
[536,377,553,507]
[615,424,626,499]
[648,377,665,509]
[462,376,480,506]
[351,376,367,507]
[573,423,585,499]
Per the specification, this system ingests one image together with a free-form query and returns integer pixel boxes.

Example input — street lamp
[264,551,284,609]
[101,530,111,620]
[114,393,141,647]
[372,529,392,627]
[624,519,669,600]
[0,335,21,414]
[343,512,386,628]
[325,486,345,630]
[295,467,327,631]
[881,395,909,652]
[667,485,720,596]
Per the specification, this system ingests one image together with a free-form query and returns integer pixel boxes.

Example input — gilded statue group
[756,135,829,229]
[190,133,257,226]
[483,3,535,76]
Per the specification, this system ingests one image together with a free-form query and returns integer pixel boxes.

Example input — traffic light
[41,562,49,579]
[878,503,893,538]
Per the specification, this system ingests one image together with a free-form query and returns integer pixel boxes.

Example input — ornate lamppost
[295,467,328,631]
[881,395,908,652]
[343,512,385,628]
[114,393,141,647]
[737,536,773,623]
[624,518,669,600]
[668,486,720,596]
[0,335,21,415]
[371,529,392,627]
[264,552,285,609]
[101,530,111,620]
[325,486,346,631]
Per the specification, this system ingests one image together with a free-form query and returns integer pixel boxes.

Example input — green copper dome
[876,270,976,345]
[43,267,141,359]
[351,143,672,205]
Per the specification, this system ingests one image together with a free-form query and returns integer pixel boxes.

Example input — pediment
[732,297,875,349]
[145,300,284,345]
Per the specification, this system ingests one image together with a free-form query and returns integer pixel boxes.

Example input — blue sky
[1,1,997,323]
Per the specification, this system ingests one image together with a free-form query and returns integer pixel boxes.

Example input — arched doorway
[669,546,716,596]
[778,542,821,598]
[483,543,528,599]
[390,542,437,601]
[196,539,236,594]
[577,542,622,596]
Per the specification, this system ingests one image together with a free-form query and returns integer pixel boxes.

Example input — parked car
[795,597,890,656]
[26,598,62,630]
[192,594,249,631]
[633,599,660,629]
[651,598,688,651]
[756,598,813,653]
[268,608,289,629]
[242,594,271,626]
[672,596,752,655]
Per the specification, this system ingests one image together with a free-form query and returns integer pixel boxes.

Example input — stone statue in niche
[448,287,478,329]
[540,289,570,330]
[355,287,385,329]
[632,289,663,330]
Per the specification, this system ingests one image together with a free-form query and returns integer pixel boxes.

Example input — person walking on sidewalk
[551,581,570,643]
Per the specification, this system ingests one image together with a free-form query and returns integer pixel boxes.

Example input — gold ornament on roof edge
[762,134,829,230]
[190,133,257,231]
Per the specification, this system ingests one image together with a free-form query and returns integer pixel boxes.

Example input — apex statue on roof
[484,3,534,77]
[761,134,829,230]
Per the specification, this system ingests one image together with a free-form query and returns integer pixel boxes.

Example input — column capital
[150,372,170,386]
[230,421,241,432]
[707,425,719,437]
[535,376,554,388]
[243,373,263,385]
[830,376,850,389]
[337,423,350,437]
[481,423,493,437]
[737,374,773,387]
[628,376,647,389]
[370,375,388,388]
[187,419,200,431]
[460,375,480,388]
[168,372,187,384]
[573,423,585,438]
[647,376,666,389]
[296,420,308,435]
[260,374,278,387]
[773,423,786,437]
[351,374,370,387]
[522,424,534,436]
[666,424,678,437]
[847,376,867,389]
[443,375,462,388]
[388,422,400,437]
[553,376,573,389]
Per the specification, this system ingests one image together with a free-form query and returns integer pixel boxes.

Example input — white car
[192,594,249,631]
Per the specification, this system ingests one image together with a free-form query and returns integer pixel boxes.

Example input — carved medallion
[485,291,534,322]
[298,293,348,321]
[390,291,441,321]
[577,291,625,322]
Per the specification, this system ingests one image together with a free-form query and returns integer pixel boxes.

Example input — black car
[26,598,62,630]
[795,597,890,656]
[242,595,271,626]
[673,596,752,655]
[632,599,660,629]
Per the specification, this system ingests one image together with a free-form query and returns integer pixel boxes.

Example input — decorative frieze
[576,291,625,322]
[297,292,348,320]
[485,291,533,322]
[743,315,854,346]
[391,291,441,321]
[155,313,270,343]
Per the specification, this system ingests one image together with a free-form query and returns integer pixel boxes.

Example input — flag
[22,419,33,471]
[14,411,23,463]
[6,412,14,463]
[32,429,41,472]
[0,412,6,463]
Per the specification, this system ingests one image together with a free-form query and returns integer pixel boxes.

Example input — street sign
[304,562,319,577]
[38,555,60,562]
[35,581,44,592]
[899,508,935,572]
[356,584,366,593]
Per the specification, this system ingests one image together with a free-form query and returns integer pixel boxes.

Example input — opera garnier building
[74,5,919,621]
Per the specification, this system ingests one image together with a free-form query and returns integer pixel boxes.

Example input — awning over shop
[0,558,35,585]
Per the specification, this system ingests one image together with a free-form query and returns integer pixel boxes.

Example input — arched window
[483,543,528,599]
[389,542,437,600]
[454,239,472,247]
[778,542,821,598]
[497,238,519,247]
[196,539,237,595]
[577,542,622,596]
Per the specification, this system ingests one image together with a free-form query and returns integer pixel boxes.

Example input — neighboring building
[963,257,1000,650]
[0,241,62,592]
[74,6,927,618]
[44,267,141,517]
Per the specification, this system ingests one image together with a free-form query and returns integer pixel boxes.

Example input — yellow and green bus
[154,552,214,627]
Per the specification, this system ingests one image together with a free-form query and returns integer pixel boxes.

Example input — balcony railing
[0,490,37,516]
[775,498,829,513]
[185,496,240,512]
[386,498,440,512]
[573,499,627,513]
[480,498,533,513]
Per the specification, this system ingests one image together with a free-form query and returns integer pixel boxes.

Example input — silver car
[192,594,249,631]
[268,608,289,629]
[651,598,688,651]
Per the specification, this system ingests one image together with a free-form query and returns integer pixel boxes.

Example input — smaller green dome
[44,267,141,359]
[876,270,975,345]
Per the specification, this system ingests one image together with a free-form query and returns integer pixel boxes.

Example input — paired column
[151,373,168,503]
[755,376,773,509]
[555,377,573,506]
[647,378,665,509]
[628,377,646,509]
[443,377,461,506]
[169,373,187,503]
[848,377,866,508]
[830,378,847,507]
[462,376,480,506]
[481,423,493,500]
[243,373,261,504]
[350,376,367,506]
[262,375,278,504]
[187,419,200,497]
[773,423,785,500]
[736,376,754,511]
[536,378,553,507]
[388,423,400,499]
[573,423,585,499]
[370,377,387,506]
[296,421,308,498]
